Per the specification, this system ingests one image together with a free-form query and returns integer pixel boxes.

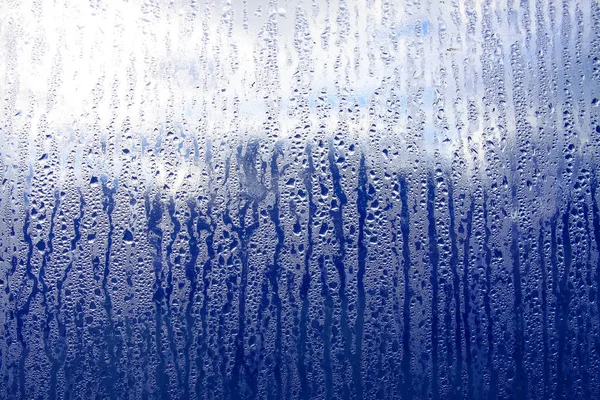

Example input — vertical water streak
[229,141,264,398]
[327,140,351,399]
[16,203,36,399]
[267,146,284,400]
[446,178,463,397]
[196,145,218,398]
[399,175,413,400]
[297,145,315,400]
[354,153,368,400]
[510,219,527,399]
[557,204,573,397]
[427,173,440,400]
[165,197,183,392]
[482,191,498,399]
[100,177,119,399]
[184,200,200,397]
[462,197,475,399]
[538,222,551,399]
[40,190,60,400]
[58,190,85,396]
[145,193,169,399]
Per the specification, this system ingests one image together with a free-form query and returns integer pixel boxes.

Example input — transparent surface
[1,0,600,399]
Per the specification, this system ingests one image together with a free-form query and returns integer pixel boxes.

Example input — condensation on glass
[1,0,600,399]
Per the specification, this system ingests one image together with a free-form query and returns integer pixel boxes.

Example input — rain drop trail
[577,200,591,399]
[446,178,463,398]
[229,142,263,399]
[267,146,284,400]
[590,173,600,381]
[318,253,334,400]
[297,144,315,400]
[5,253,18,397]
[140,305,153,400]
[145,192,169,399]
[462,197,475,400]
[197,162,217,397]
[550,212,561,395]
[399,175,413,400]
[483,191,498,399]
[284,269,296,400]
[258,189,274,396]
[16,200,36,399]
[538,222,550,399]
[511,219,527,400]
[427,173,440,400]
[228,199,260,399]
[556,204,573,397]
[165,197,183,393]
[60,191,84,396]
[354,153,368,400]
[39,190,60,400]
[388,188,402,398]
[184,200,200,398]
[100,178,119,399]
[218,157,234,397]
[327,140,352,399]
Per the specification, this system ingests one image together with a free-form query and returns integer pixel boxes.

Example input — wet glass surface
[1,0,600,399]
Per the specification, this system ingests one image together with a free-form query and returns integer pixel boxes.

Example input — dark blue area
[3,148,600,400]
